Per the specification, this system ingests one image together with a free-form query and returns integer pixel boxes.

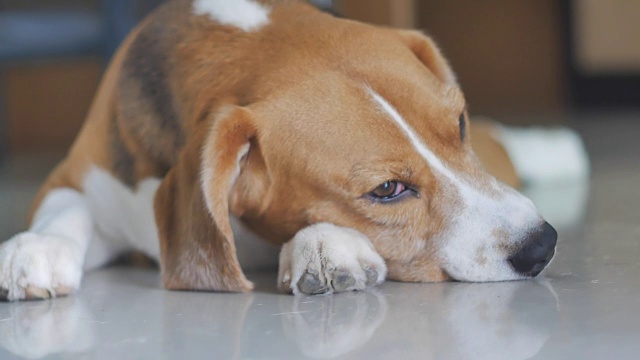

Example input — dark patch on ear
[459,113,466,141]
[110,117,136,187]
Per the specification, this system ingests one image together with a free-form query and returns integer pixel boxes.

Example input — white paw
[0,232,83,301]
[278,223,387,295]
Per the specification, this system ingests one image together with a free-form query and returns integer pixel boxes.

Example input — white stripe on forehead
[193,0,270,32]
[367,87,543,282]
[366,87,461,185]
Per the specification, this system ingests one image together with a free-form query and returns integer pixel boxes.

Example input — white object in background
[494,125,591,186]
[490,122,591,228]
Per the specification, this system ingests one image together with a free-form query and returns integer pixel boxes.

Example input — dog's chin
[386,259,544,283]
[441,261,533,283]
[446,273,533,283]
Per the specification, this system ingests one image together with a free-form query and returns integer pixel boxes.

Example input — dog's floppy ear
[154,106,258,292]
[394,30,456,84]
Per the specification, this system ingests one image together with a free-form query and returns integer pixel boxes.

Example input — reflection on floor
[1,113,639,359]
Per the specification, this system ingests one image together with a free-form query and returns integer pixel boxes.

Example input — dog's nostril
[508,222,558,277]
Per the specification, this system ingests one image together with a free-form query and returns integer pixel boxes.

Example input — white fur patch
[83,167,161,262]
[367,88,543,282]
[0,189,91,301]
[278,223,387,295]
[368,88,459,183]
[193,0,270,32]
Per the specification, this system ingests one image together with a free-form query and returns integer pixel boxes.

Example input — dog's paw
[278,223,387,295]
[0,232,83,301]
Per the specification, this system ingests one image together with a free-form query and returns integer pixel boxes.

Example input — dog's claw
[298,270,329,295]
[365,266,378,286]
[279,271,293,293]
[331,268,356,292]
[25,286,51,301]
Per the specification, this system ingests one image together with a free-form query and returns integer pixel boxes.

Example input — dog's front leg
[278,223,387,295]
[0,189,92,301]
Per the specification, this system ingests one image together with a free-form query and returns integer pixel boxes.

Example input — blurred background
[0,0,640,156]
[1,0,639,154]
[0,0,639,236]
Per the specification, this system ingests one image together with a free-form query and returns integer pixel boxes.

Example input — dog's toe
[330,268,356,292]
[364,266,379,286]
[24,286,52,301]
[297,269,330,295]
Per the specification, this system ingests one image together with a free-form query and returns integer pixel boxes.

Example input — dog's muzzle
[508,222,558,277]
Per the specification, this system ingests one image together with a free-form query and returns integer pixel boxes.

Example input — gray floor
[1,112,639,359]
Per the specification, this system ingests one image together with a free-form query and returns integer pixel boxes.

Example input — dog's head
[158,7,557,289]
[218,23,557,283]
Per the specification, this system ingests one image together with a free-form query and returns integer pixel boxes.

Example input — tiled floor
[1,113,639,359]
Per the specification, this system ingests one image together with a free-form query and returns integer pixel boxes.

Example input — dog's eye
[459,113,466,141]
[370,181,407,199]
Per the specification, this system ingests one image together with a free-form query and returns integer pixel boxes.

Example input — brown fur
[30,0,522,290]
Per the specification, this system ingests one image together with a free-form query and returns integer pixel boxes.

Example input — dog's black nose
[508,222,557,277]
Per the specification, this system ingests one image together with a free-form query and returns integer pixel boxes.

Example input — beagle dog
[0,0,558,301]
